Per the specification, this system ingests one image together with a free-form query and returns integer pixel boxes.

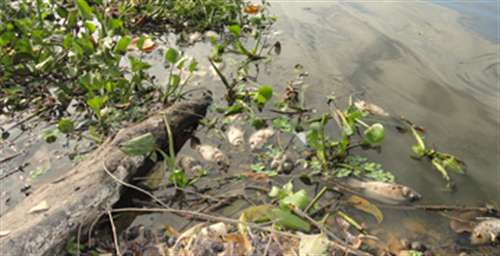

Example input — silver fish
[346,178,421,205]
[249,127,275,150]
[226,125,245,146]
[470,218,500,245]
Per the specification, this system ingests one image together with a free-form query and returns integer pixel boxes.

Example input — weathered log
[0,92,212,256]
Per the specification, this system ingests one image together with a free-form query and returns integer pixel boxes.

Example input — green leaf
[165,48,180,64]
[188,59,198,72]
[115,36,131,55]
[412,144,426,158]
[224,104,243,116]
[169,74,180,87]
[169,169,188,187]
[431,159,451,181]
[257,85,273,100]
[280,189,309,210]
[272,117,293,133]
[228,24,241,37]
[251,117,266,129]
[57,118,74,134]
[84,21,96,33]
[363,123,385,145]
[267,208,310,232]
[119,133,156,156]
[86,96,107,118]
[75,0,94,20]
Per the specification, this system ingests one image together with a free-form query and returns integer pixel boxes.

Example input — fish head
[470,230,492,245]
[401,186,422,202]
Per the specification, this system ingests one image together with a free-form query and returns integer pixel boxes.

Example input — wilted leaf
[267,208,310,232]
[238,204,273,234]
[363,123,384,145]
[354,100,389,116]
[347,195,384,223]
[29,200,50,214]
[299,233,330,256]
[145,162,165,190]
[119,133,156,156]
[243,4,262,14]
[337,211,363,231]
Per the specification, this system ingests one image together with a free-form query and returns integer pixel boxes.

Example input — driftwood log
[0,92,212,256]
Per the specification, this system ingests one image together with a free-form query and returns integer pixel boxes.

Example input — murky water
[263,0,499,251]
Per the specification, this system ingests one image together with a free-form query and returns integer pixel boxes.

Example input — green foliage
[57,118,75,134]
[363,123,385,145]
[169,169,188,188]
[272,117,294,133]
[336,156,395,182]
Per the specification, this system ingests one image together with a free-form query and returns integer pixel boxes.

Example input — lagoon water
[264,0,498,250]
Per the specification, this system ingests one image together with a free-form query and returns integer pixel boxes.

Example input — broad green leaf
[299,233,330,256]
[119,133,156,156]
[280,189,309,210]
[86,96,107,118]
[75,0,94,20]
[228,24,241,37]
[84,21,96,33]
[267,208,310,232]
[363,123,385,145]
[58,118,74,134]
[165,48,180,64]
[115,36,131,55]
[347,195,384,223]
[257,85,273,100]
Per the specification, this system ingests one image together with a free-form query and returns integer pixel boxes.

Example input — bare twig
[107,210,121,256]
[0,151,23,164]
[305,186,327,213]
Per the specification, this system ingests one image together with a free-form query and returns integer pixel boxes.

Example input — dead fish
[470,218,500,245]
[270,153,294,174]
[193,143,228,168]
[226,125,245,146]
[177,155,203,175]
[449,211,481,234]
[354,100,389,117]
[346,178,421,205]
[249,127,275,150]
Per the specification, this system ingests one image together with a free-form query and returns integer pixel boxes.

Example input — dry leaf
[29,200,50,214]
[354,100,389,116]
[298,233,330,256]
[141,38,156,52]
[348,195,384,223]
[240,171,269,182]
[243,4,262,14]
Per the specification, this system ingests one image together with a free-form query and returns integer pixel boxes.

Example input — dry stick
[0,151,23,164]
[107,210,121,256]
[305,186,327,213]
[376,203,494,213]
[76,223,83,256]
[291,207,372,256]
[111,207,300,239]
[103,162,300,238]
